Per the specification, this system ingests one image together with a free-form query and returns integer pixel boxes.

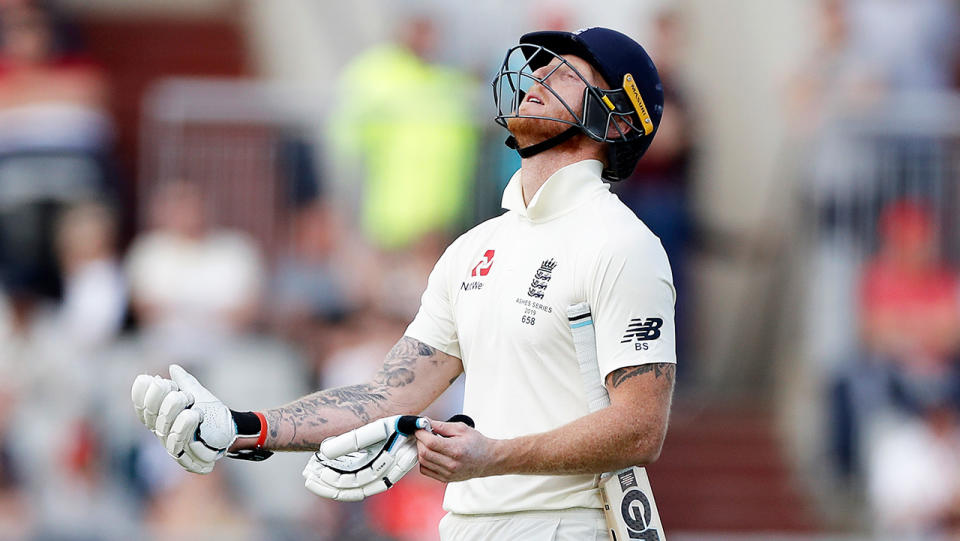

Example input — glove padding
[302,414,474,501]
[131,364,237,474]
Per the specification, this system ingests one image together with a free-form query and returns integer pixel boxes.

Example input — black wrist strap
[226,448,274,461]
[231,410,262,438]
[228,410,274,462]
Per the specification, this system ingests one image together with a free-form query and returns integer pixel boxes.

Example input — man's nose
[531,64,554,81]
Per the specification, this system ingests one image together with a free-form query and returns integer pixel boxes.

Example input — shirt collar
[501,159,608,222]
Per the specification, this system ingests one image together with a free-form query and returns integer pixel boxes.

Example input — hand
[414,419,500,482]
[131,364,237,474]
[302,415,423,502]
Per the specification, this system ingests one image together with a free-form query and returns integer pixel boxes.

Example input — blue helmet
[493,27,664,181]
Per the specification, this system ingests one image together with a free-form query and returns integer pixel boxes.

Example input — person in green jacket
[329,15,479,251]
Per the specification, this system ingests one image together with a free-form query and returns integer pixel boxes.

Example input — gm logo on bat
[620,488,659,540]
[617,470,660,540]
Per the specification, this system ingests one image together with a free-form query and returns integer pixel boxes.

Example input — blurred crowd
[0,2,471,539]
[787,0,960,537]
[0,1,693,539]
[1,0,960,539]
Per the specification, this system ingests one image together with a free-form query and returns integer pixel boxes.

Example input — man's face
[507,54,605,147]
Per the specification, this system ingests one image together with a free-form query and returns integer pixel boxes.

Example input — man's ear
[607,116,634,139]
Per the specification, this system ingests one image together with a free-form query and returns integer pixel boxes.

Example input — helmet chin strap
[505,125,581,159]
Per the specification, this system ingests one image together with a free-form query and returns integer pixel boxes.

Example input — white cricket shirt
[405,159,676,514]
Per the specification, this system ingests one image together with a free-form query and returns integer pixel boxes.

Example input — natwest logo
[471,249,495,277]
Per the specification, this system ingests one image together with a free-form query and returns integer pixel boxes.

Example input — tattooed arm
[231,336,463,452]
[414,363,674,480]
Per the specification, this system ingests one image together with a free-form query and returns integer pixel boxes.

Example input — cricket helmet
[493,27,664,181]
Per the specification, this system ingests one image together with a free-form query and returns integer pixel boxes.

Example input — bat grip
[397,414,475,436]
[446,414,475,428]
[396,415,423,435]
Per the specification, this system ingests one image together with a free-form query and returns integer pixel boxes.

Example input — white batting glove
[302,415,424,502]
[131,364,238,474]
[303,414,474,501]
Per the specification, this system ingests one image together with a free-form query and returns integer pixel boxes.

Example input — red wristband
[254,411,268,448]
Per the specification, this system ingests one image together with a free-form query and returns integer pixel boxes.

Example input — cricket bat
[568,302,666,541]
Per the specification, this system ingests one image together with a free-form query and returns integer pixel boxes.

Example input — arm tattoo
[373,337,434,387]
[608,363,675,389]
[263,337,441,450]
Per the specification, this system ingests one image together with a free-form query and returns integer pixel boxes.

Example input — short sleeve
[404,244,462,359]
[589,235,676,382]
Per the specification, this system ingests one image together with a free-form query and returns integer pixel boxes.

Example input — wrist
[489,437,517,477]
[228,411,272,459]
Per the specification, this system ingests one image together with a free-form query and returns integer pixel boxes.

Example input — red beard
[506,116,571,148]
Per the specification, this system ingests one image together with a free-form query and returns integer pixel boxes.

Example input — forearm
[234,336,461,452]
[492,404,667,476]
[492,363,675,476]
[256,382,414,451]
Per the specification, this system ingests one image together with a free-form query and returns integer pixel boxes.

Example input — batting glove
[131,364,270,474]
[303,414,473,502]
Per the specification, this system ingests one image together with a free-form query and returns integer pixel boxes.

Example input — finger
[320,418,391,459]
[361,479,391,498]
[419,462,451,482]
[416,430,456,455]
[386,443,419,484]
[321,468,358,489]
[131,374,152,425]
[304,477,339,500]
[176,447,213,474]
[303,476,366,502]
[418,444,458,472]
[144,377,178,430]
[334,487,365,502]
[303,455,326,480]
[397,441,419,471]
[166,408,201,458]
[318,465,344,487]
[319,433,361,460]
[156,390,193,437]
[169,364,215,403]
[302,455,322,480]
[430,420,468,437]
[353,465,378,487]
[187,439,223,463]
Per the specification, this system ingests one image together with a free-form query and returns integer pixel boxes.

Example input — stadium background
[0,0,958,538]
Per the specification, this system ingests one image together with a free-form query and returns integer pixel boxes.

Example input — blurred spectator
[271,199,354,371]
[126,180,264,364]
[845,0,959,92]
[0,0,114,335]
[788,0,960,381]
[831,201,960,484]
[0,0,110,152]
[866,391,960,536]
[859,202,960,376]
[328,13,479,251]
[54,202,126,353]
[789,0,959,128]
[273,200,351,325]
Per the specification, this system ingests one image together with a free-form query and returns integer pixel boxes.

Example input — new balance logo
[621,318,663,343]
